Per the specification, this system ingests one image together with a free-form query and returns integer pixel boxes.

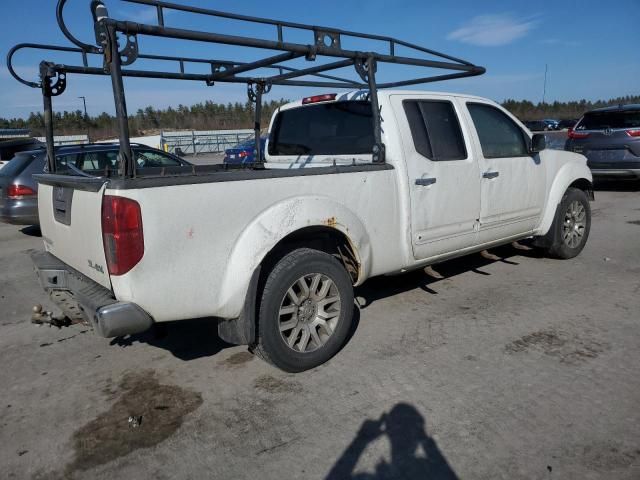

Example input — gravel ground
[0,182,638,480]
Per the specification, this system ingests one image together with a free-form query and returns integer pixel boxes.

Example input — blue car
[223,137,266,164]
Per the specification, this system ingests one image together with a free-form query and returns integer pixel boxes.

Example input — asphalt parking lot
[1,183,639,480]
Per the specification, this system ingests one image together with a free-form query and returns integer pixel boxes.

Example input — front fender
[215,195,371,318]
[537,154,592,236]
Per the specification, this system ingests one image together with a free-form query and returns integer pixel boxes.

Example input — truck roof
[277,90,491,112]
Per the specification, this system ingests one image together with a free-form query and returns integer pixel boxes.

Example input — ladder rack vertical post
[105,23,134,177]
[366,57,385,163]
[41,83,56,173]
[253,84,264,167]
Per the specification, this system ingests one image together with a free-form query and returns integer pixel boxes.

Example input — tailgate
[36,175,112,289]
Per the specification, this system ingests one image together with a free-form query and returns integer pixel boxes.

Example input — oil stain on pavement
[505,328,608,364]
[64,370,202,477]
[219,351,255,368]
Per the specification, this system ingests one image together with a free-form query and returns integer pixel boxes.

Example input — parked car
[524,120,546,132]
[223,137,267,164]
[31,91,593,372]
[0,143,190,225]
[0,138,43,170]
[558,119,578,130]
[565,104,640,179]
[543,119,560,130]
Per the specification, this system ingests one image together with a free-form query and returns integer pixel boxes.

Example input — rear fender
[216,195,371,318]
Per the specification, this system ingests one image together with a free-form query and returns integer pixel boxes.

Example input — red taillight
[7,184,36,199]
[626,129,640,137]
[302,93,337,105]
[101,195,144,276]
[568,128,590,139]
[238,151,249,158]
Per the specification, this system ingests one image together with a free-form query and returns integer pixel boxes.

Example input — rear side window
[467,103,529,158]
[269,101,373,156]
[54,151,119,172]
[403,100,467,161]
[0,153,35,177]
[576,110,640,130]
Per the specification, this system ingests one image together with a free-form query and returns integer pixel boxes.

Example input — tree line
[1,95,639,139]
[0,99,288,139]
[502,95,640,121]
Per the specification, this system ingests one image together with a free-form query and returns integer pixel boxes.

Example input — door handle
[415,177,437,186]
[483,171,500,179]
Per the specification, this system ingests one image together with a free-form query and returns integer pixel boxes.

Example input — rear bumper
[31,251,153,337]
[0,197,39,225]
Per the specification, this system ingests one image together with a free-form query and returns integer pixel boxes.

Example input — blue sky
[1,0,638,119]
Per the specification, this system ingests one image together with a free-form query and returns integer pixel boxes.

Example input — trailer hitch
[31,305,72,328]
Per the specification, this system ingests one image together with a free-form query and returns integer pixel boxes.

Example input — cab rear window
[268,101,374,156]
[577,110,640,130]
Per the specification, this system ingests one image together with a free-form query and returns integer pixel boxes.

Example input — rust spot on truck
[324,216,337,227]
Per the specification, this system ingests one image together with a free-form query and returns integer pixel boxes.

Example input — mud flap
[217,265,261,346]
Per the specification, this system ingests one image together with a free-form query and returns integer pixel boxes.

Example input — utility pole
[78,96,90,142]
[542,64,548,105]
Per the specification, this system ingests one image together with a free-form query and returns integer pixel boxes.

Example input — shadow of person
[326,403,458,480]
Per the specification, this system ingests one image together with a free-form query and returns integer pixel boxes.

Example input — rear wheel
[541,188,591,259]
[254,248,354,372]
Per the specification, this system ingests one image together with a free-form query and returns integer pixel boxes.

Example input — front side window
[403,100,467,161]
[269,101,374,156]
[468,103,529,158]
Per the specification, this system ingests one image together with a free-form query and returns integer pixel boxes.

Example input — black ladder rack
[8,0,485,177]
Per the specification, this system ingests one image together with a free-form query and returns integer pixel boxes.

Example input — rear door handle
[415,177,437,186]
[483,171,500,179]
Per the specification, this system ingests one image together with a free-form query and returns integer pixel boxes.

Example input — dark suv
[565,104,640,179]
[0,143,190,225]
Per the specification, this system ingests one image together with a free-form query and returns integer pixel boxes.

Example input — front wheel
[540,187,591,259]
[254,248,354,372]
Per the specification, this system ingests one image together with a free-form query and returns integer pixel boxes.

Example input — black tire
[541,188,591,259]
[254,248,354,372]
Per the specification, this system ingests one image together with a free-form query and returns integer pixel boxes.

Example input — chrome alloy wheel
[278,273,341,353]
[562,200,587,248]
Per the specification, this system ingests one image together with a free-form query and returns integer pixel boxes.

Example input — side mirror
[530,133,546,153]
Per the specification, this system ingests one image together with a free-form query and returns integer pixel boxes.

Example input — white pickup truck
[32,90,593,372]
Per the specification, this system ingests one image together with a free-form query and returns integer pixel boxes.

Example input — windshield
[0,152,36,177]
[269,101,374,156]
[576,110,640,130]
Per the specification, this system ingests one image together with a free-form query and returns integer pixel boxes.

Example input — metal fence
[161,129,254,155]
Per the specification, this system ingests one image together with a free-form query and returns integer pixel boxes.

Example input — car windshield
[576,110,640,130]
[0,152,36,177]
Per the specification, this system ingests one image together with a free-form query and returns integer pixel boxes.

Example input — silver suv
[566,104,640,179]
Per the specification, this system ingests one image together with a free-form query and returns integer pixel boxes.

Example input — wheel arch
[537,162,593,236]
[216,195,371,320]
